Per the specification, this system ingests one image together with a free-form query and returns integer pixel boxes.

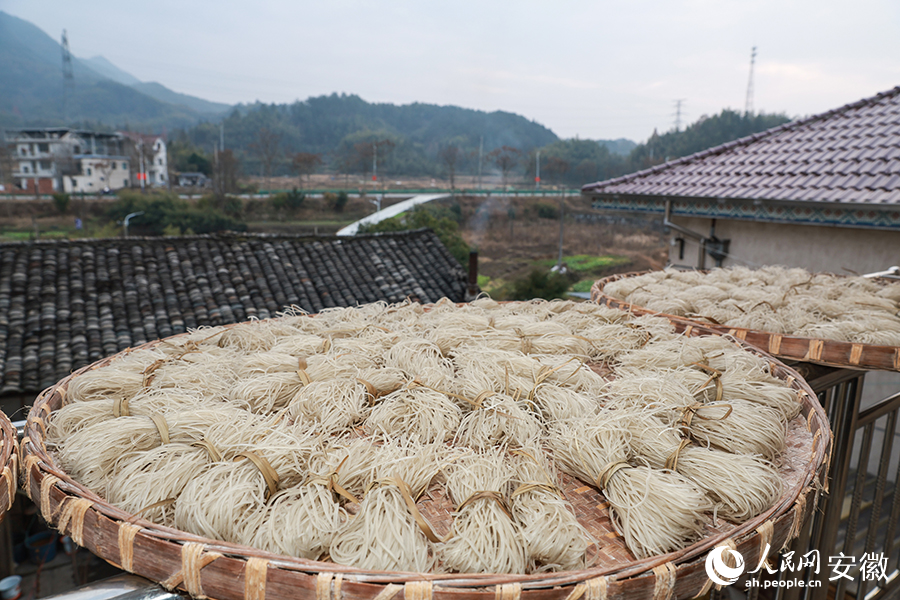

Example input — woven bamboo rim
[0,410,16,522]
[592,271,900,372]
[21,306,831,600]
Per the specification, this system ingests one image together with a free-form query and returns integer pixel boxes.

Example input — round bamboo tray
[0,410,16,521]
[592,271,900,372]
[21,312,831,600]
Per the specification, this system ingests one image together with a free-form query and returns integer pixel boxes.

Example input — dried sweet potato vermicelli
[46,298,801,572]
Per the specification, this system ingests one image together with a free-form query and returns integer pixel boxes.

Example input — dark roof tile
[0,229,467,394]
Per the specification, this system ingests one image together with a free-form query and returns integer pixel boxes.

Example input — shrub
[332,191,349,213]
[108,190,246,236]
[535,202,559,219]
[269,188,305,216]
[508,268,571,301]
[52,193,70,214]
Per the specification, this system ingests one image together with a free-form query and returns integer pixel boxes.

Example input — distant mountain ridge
[0,11,230,131]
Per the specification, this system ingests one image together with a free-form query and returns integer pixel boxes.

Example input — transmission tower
[61,30,74,122]
[744,46,756,116]
[673,99,686,131]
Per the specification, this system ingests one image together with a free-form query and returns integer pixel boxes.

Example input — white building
[6,128,130,194]
[120,132,168,188]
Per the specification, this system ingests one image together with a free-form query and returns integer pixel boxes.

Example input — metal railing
[734,368,900,600]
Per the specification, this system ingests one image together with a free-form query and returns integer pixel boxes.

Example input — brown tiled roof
[583,86,900,204]
[0,229,467,394]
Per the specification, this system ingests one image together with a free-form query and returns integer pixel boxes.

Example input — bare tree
[543,157,570,186]
[250,128,281,180]
[487,145,521,190]
[438,144,461,189]
[0,138,16,193]
[290,152,323,188]
[213,149,240,195]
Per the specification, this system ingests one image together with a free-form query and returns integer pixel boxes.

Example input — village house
[6,128,131,194]
[582,86,900,275]
[120,131,168,188]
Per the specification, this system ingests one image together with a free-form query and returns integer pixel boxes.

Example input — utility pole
[556,189,565,272]
[220,122,225,152]
[138,138,145,192]
[61,30,74,123]
[535,150,541,191]
[673,99,685,131]
[477,136,483,189]
[745,46,757,116]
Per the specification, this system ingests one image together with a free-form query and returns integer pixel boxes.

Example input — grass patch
[535,254,630,273]
[570,279,597,294]
[0,230,71,241]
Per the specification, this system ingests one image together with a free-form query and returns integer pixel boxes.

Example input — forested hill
[183,94,560,176]
[176,102,790,182]
[527,109,792,187]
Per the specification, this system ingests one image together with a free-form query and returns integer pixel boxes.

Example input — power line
[744,46,756,116]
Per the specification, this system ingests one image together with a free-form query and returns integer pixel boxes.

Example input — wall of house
[62,157,131,193]
[668,217,900,275]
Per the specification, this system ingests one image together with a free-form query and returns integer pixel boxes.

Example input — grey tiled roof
[583,86,900,204]
[0,229,467,394]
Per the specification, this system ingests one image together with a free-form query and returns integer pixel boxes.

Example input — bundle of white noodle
[548,413,710,558]
[625,414,781,522]
[174,425,318,545]
[143,349,239,398]
[509,449,591,572]
[454,391,542,450]
[54,415,176,494]
[527,354,608,397]
[215,319,301,352]
[330,442,452,572]
[513,321,593,358]
[673,400,787,461]
[355,367,408,401]
[441,448,526,573]
[250,440,377,560]
[300,352,379,381]
[384,338,454,387]
[228,371,308,413]
[287,379,369,432]
[105,441,221,527]
[449,347,538,398]
[48,387,207,443]
[364,385,461,443]
[531,384,600,422]
[63,365,145,403]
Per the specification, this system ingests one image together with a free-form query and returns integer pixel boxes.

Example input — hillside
[0,11,230,131]
[183,94,562,177]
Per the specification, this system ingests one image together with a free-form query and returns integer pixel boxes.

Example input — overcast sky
[4,0,899,142]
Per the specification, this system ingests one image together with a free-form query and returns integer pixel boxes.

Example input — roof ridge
[583,85,900,193]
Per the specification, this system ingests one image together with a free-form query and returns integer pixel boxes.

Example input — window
[158,158,163,165]
[111,162,117,170]
[38,143,49,153]
[22,165,29,173]
[39,161,51,171]
[19,147,27,156]
[122,162,128,170]
[86,168,92,176]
